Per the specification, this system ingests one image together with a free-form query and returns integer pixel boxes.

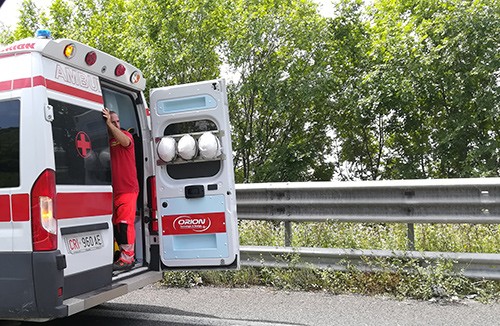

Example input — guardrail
[235,178,500,279]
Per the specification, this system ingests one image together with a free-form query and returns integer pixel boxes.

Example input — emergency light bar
[12,29,147,90]
[35,29,52,39]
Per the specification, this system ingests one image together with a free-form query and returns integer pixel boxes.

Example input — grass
[161,220,500,302]
[239,220,500,253]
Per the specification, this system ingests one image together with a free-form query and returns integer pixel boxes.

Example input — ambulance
[0,30,239,321]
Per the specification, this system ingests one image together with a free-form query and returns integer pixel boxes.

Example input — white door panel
[150,79,239,269]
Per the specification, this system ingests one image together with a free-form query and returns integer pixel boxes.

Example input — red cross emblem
[75,131,92,158]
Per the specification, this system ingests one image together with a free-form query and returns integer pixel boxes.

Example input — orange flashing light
[63,44,75,58]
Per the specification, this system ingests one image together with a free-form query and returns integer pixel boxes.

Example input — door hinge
[44,104,54,122]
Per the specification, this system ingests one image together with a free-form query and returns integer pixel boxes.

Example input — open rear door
[150,79,239,269]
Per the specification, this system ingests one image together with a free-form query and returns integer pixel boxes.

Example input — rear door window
[0,100,20,187]
[50,99,111,185]
[164,119,221,179]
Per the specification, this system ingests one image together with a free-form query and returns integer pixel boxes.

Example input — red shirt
[109,130,139,194]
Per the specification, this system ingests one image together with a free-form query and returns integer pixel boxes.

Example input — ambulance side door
[149,79,239,269]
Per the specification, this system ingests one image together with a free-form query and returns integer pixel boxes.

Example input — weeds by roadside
[162,259,500,303]
[162,220,500,302]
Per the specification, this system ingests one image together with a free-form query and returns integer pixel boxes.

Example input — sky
[0,0,334,28]
[0,0,52,27]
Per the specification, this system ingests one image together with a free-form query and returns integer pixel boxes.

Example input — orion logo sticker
[173,215,212,233]
[162,212,226,235]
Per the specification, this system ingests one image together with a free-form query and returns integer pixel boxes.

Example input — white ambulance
[0,30,239,321]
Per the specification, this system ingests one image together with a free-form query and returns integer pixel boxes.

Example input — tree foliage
[329,0,499,180]
[1,0,498,182]
[223,0,333,182]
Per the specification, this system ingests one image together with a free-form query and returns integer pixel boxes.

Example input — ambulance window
[164,120,217,135]
[164,120,221,180]
[0,100,20,188]
[50,99,111,185]
[102,88,138,134]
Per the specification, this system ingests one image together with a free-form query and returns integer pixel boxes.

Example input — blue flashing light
[35,29,52,39]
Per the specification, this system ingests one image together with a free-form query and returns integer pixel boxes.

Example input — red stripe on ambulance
[32,76,46,87]
[0,80,11,91]
[0,75,103,104]
[0,195,10,222]
[56,192,112,219]
[0,194,30,222]
[0,42,35,53]
[12,194,29,221]
[0,52,31,59]
[162,212,226,235]
[45,79,103,104]
[13,78,32,89]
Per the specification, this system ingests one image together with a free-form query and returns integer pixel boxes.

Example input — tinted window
[102,88,138,133]
[0,100,20,187]
[50,99,111,185]
[164,120,217,136]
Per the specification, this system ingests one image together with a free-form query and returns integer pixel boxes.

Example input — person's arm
[102,108,131,147]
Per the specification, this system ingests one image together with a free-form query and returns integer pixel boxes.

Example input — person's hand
[102,107,111,125]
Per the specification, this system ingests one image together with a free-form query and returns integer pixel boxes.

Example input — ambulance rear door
[149,79,239,269]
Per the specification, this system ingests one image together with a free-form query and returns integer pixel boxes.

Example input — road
[5,283,500,325]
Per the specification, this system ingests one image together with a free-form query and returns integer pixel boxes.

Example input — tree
[324,0,385,180]
[223,0,334,182]
[3,0,498,181]
[327,0,500,180]
[124,0,229,89]
[0,0,46,43]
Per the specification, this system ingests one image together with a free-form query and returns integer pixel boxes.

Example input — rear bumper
[0,251,67,320]
[65,268,162,316]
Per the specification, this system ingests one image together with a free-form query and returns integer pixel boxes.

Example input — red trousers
[113,192,138,262]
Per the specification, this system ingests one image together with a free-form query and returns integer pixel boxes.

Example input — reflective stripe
[45,79,103,104]
[0,75,103,104]
[12,193,29,221]
[0,193,30,222]
[1,192,111,221]
[33,75,46,87]
[57,192,112,219]
[0,195,10,222]
[13,77,32,89]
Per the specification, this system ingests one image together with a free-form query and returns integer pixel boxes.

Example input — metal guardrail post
[284,221,292,247]
[407,223,415,251]
[404,189,415,251]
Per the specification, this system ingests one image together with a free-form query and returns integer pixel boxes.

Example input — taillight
[31,169,57,251]
[147,176,158,233]
[115,64,126,76]
[85,51,97,66]
[130,70,141,84]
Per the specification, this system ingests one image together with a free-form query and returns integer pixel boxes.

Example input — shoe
[113,258,133,271]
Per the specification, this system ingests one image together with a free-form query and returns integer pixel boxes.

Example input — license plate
[65,232,103,254]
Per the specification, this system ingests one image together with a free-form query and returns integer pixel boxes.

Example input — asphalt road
[5,283,500,325]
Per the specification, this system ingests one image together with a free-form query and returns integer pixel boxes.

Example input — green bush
[162,221,500,302]
[163,262,500,302]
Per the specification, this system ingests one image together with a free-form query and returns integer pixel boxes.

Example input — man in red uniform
[103,108,139,271]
